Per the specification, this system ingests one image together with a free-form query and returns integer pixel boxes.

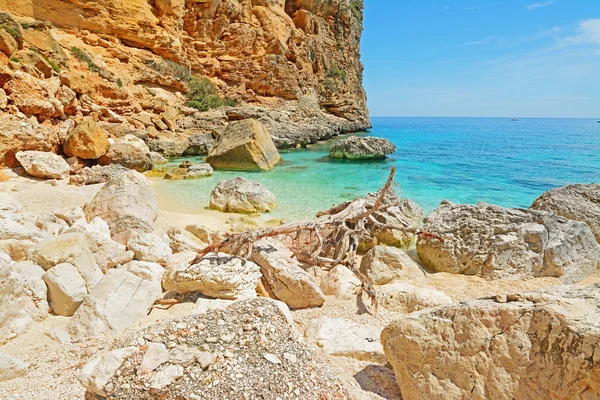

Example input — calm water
[152,117,600,220]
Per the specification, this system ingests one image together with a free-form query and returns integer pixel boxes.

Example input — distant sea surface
[152,117,600,220]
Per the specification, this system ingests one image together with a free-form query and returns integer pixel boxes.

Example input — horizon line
[369,116,599,119]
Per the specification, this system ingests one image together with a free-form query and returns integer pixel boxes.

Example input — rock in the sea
[30,232,103,290]
[250,239,325,309]
[0,351,28,382]
[377,283,453,313]
[184,163,213,179]
[209,177,277,213]
[360,246,424,285]
[15,150,70,180]
[206,119,281,171]
[127,233,172,265]
[84,171,158,244]
[531,183,600,243]
[42,263,88,316]
[78,299,346,398]
[0,260,48,344]
[305,317,385,362]
[417,201,600,283]
[68,261,164,341]
[162,253,261,300]
[381,284,600,400]
[63,117,110,160]
[69,164,130,186]
[329,136,396,160]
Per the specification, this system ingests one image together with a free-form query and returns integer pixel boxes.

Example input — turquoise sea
[152,117,600,221]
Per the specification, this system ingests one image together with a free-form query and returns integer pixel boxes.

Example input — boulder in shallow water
[417,200,600,283]
[329,136,395,160]
[84,171,158,244]
[206,119,281,171]
[531,183,600,243]
[15,150,70,179]
[381,284,600,400]
[209,177,277,213]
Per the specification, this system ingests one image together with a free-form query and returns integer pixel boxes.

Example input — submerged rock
[206,119,281,171]
[209,177,277,214]
[531,183,600,243]
[15,150,70,180]
[329,136,395,160]
[381,284,600,400]
[417,201,600,283]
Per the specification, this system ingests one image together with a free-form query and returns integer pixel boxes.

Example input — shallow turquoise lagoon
[152,117,600,221]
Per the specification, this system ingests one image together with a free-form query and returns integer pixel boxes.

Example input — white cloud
[526,0,555,10]
[558,19,600,47]
[459,36,497,46]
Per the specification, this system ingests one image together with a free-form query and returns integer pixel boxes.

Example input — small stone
[196,352,213,369]
[150,365,184,390]
[138,343,170,374]
[263,353,281,364]
[283,352,297,364]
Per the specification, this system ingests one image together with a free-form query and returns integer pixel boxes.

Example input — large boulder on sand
[417,201,600,284]
[250,239,325,309]
[360,246,424,285]
[0,260,49,344]
[84,171,158,244]
[381,284,600,400]
[68,261,164,341]
[531,183,600,243]
[209,177,276,213]
[98,141,153,172]
[206,119,281,171]
[329,136,396,160]
[15,150,70,179]
[163,253,261,300]
[63,117,110,160]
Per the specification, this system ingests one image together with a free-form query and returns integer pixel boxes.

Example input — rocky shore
[0,2,599,400]
[1,161,599,399]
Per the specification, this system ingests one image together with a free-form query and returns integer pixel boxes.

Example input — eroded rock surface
[209,177,277,214]
[531,183,600,243]
[417,201,600,283]
[329,136,395,159]
[381,284,600,400]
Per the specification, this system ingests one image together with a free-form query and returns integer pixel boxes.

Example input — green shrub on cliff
[186,76,236,111]
[70,47,100,72]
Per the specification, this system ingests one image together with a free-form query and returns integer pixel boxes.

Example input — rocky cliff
[0,0,369,166]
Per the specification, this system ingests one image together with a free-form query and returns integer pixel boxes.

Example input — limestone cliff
[0,0,370,165]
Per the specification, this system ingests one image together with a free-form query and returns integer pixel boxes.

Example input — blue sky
[361,1,600,118]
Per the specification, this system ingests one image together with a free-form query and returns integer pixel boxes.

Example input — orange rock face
[0,0,369,123]
[63,118,110,160]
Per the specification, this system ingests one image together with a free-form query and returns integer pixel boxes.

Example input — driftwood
[194,167,441,312]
